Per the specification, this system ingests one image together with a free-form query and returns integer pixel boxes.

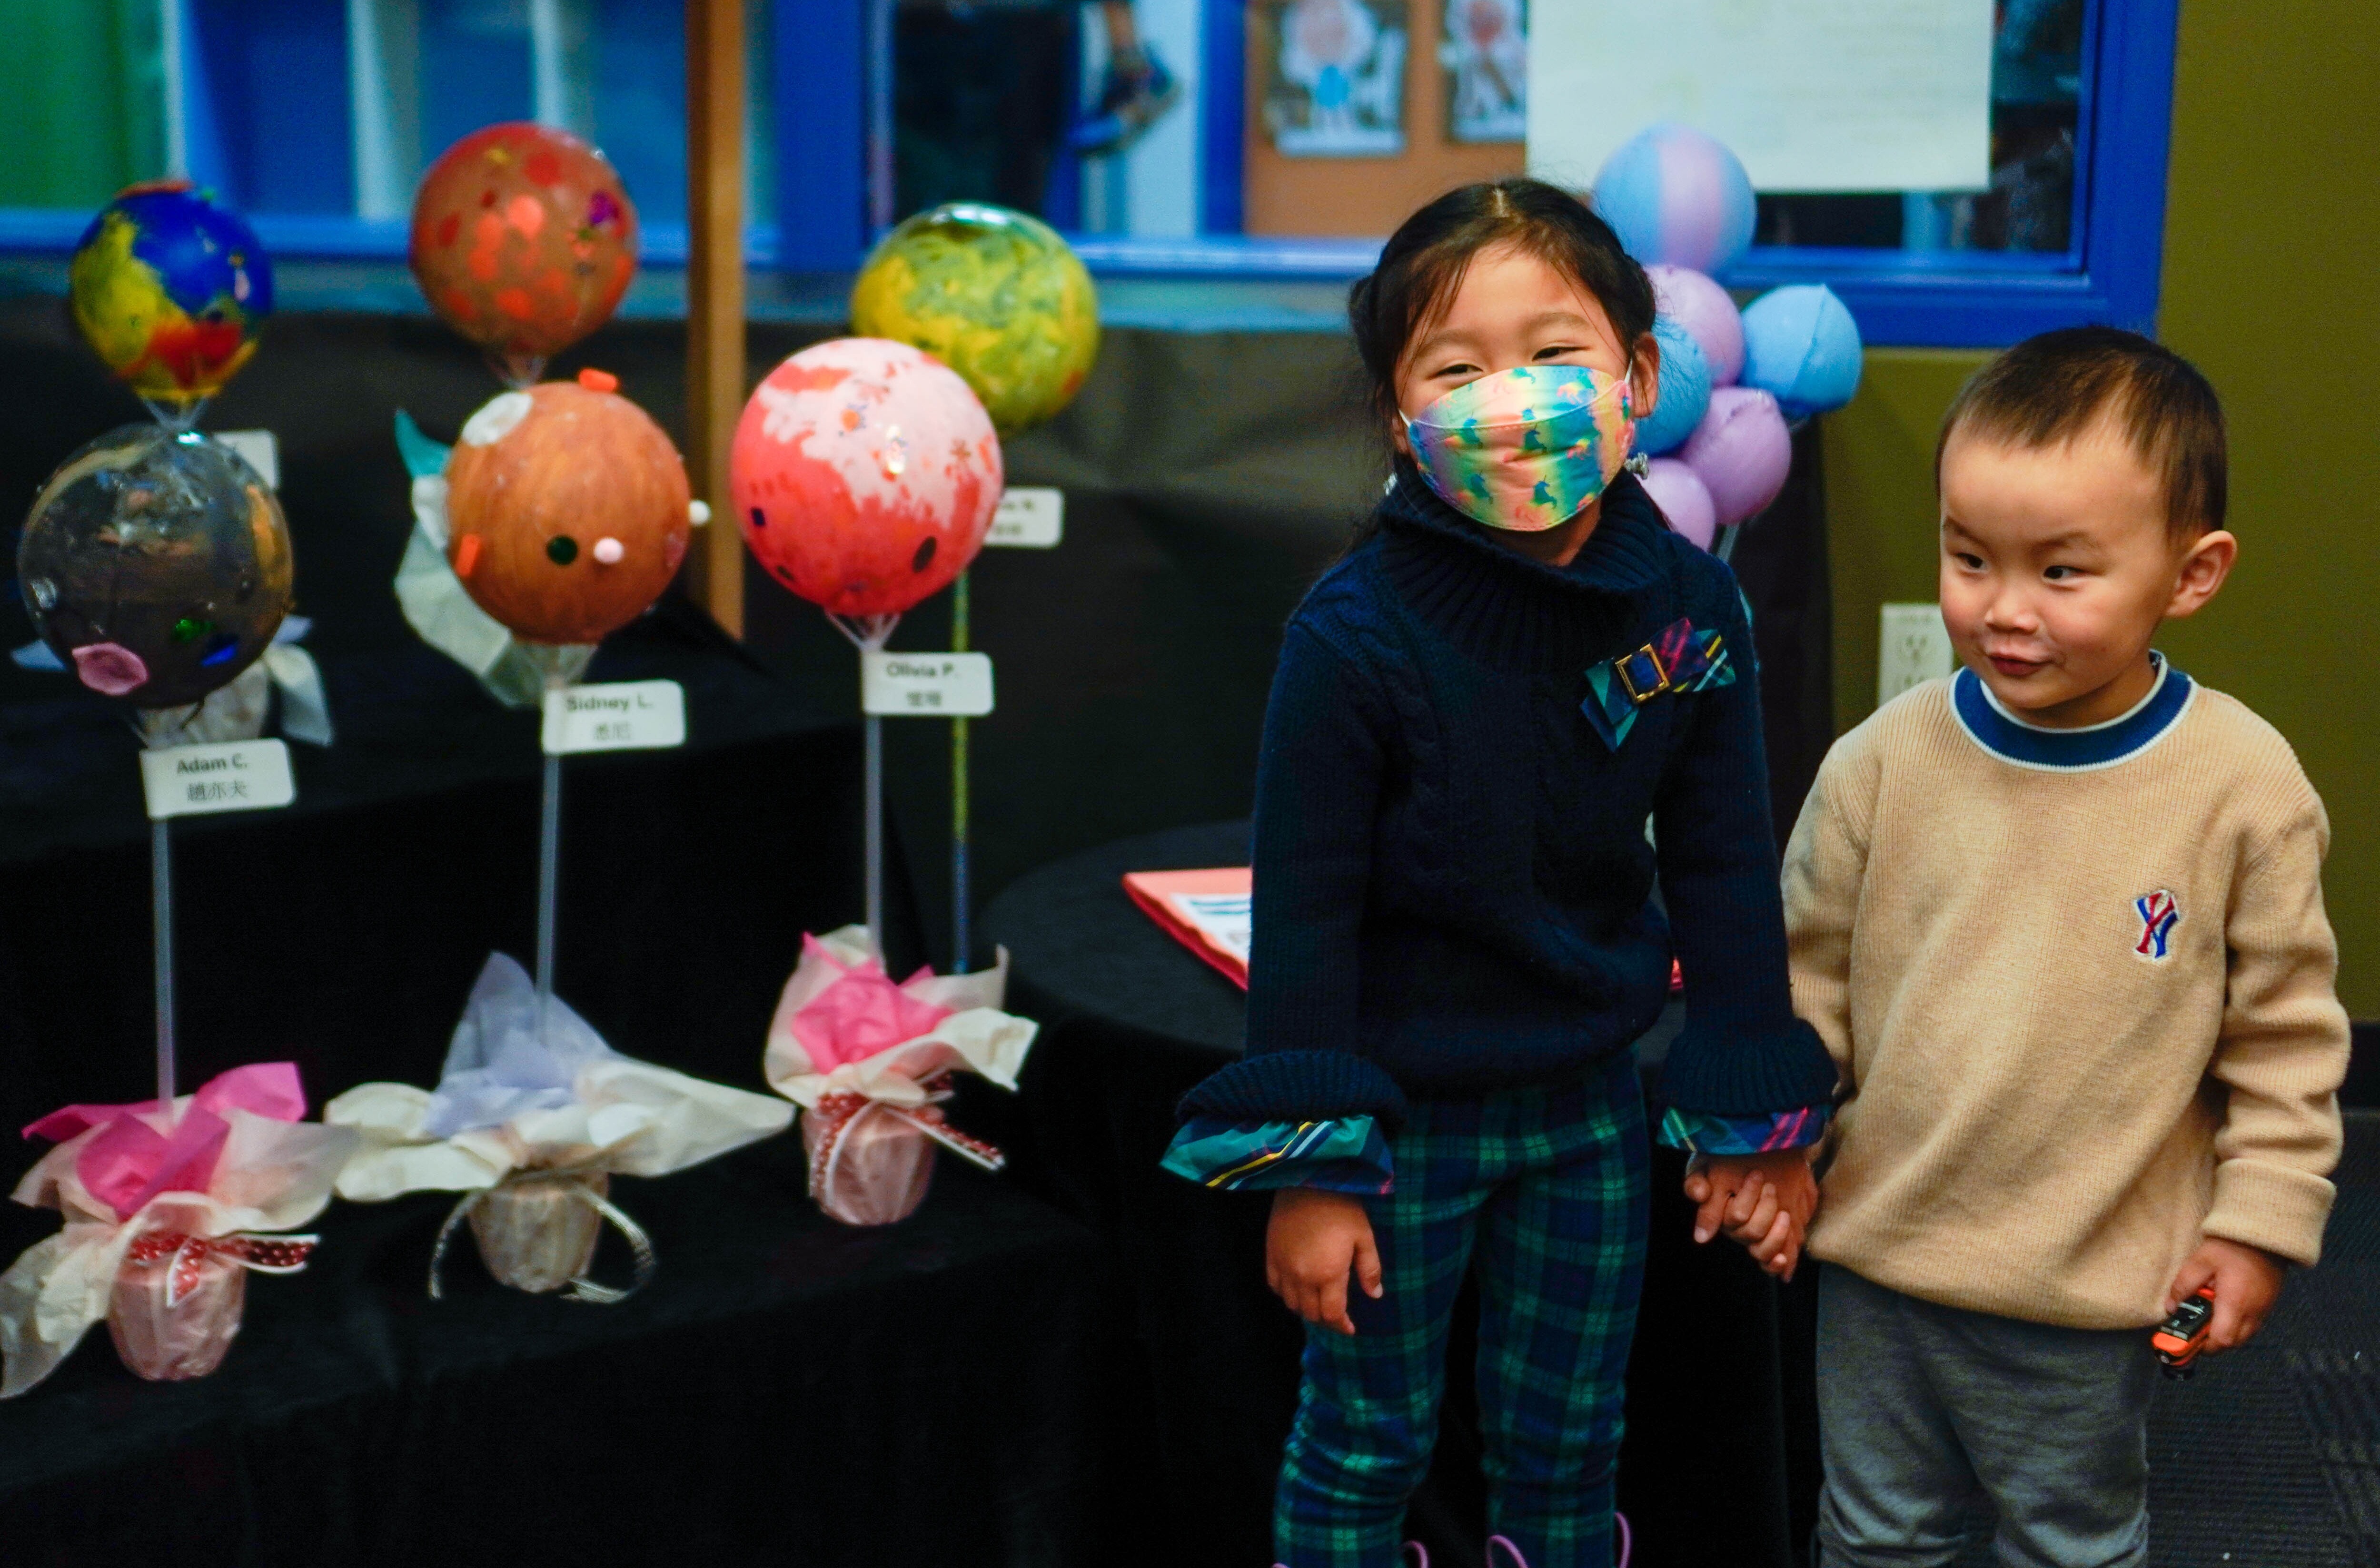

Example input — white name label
[215,429,279,490]
[541,680,687,754]
[862,653,995,717]
[987,487,1063,548]
[140,740,295,820]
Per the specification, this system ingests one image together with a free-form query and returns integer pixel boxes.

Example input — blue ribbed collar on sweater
[1951,652,2196,772]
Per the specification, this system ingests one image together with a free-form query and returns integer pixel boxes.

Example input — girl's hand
[1684,1150,1818,1280]
[1267,1188,1383,1335]
[2164,1237,2287,1353]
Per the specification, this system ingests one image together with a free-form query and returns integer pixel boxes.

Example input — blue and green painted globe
[849,203,1098,436]
[69,181,273,405]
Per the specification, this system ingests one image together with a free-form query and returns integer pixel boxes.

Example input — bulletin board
[1243,0,1526,235]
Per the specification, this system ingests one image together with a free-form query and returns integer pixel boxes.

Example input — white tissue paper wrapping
[0,1101,354,1398]
[393,472,555,711]
[329,952,793,1202]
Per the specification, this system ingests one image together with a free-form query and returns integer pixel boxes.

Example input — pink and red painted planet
[730,339,1002,621]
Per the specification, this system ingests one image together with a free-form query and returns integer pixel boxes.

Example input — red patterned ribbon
[123,1230,318,1307]
[808,1074,1007,1204]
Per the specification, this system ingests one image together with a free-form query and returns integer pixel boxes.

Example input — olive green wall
[1820,0,2379,1014]
[0,2,163,208]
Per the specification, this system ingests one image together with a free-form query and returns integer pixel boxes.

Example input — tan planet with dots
[444,372,691,645]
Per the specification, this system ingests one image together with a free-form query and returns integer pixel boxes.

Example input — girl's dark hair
[1349,179,1658,433]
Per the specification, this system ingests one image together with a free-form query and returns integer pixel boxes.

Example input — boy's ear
[2166,528,2237,620]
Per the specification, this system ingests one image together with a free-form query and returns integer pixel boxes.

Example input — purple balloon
[1640,457,1717,551]
[1680,387,1792,528]
[1647,264,1745,387]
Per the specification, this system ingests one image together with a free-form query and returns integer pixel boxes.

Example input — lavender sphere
[1640,457,1717,551]
[1679,387,1793,528]
[1646,264,1745,387]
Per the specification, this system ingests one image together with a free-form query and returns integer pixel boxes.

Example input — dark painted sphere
[18,425,293,709]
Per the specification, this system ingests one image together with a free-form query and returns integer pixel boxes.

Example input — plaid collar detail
[1581,616,1735,750]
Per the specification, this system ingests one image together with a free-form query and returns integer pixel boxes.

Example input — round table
[986,821,1816,1568]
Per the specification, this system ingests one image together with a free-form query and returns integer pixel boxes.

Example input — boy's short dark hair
[1937,325,2228,537]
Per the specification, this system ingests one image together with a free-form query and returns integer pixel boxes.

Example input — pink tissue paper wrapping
[0,1063,356,1396]
[765,926,1038,1226]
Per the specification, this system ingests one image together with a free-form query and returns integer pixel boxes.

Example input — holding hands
[1684,1149,1818,1280]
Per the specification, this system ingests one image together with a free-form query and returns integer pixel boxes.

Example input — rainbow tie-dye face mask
[1404,364,1637,533]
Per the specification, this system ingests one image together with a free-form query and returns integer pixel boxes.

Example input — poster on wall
[1527,0,1993,191]
[1443,0,1526,144]
[1262,0,1408,157]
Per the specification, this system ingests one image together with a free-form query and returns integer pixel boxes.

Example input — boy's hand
[2165,1237,2287,1353]
[1684,1150,1818,1280]
[1267,1188,1383,1336]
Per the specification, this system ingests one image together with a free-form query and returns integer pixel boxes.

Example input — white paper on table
[1166,892,1251,966]
[1526,0,1993,194]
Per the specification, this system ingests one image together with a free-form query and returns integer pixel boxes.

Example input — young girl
[1160,180,1837,1568]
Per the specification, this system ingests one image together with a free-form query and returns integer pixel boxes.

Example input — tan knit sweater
[1789,665,2348,1329]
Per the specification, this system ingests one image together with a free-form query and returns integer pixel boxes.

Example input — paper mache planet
[1646,264,1744,387]
[410,123,638,372]
[1592,123,1758,276]
[1740,284,1864,416]
[1640,456,1718,552]
[69,182,273,405]
[849,203,1100,436]
[1631,316,1712,457]
[1679,386,1793,529]
[443,371,691,645]
[729,338,1003,621]
[19,425,292,707]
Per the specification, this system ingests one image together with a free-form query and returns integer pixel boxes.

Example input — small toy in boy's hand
[2152,1287,2217,1378]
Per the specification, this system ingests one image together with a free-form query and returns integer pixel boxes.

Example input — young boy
[1769,327,2349,1564]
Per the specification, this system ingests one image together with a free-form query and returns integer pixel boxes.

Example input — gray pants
[1815,1264,2157,1568]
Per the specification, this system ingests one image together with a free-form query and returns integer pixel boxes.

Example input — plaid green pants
[1276,1055,1649,1568]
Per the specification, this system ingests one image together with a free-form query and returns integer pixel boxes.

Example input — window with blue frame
[0,0,775,261]
[0,0,2174,347]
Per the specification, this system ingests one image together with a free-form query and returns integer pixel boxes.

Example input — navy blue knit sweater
[1178,466,1838,1132]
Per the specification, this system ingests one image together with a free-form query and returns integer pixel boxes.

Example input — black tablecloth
[0,603,1127,1567]
[0,1142,1121,1568]
[983,820,1820,1568]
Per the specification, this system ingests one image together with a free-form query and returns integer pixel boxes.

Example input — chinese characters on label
[540,680,688,755]
[860,653,996,717]
[138,740,297,820]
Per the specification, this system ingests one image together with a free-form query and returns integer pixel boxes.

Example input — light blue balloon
[1631,316,1712,456]
[1740,284,1864,416]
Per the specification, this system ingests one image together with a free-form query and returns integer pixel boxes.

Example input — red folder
[1122,868,1252,989]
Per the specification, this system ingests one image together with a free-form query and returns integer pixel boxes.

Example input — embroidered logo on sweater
[2133,889,2181,960]
[1580,616,1735,750]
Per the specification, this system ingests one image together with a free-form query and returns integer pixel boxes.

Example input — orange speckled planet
[410,123,637,371]
[444,373,691,645]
